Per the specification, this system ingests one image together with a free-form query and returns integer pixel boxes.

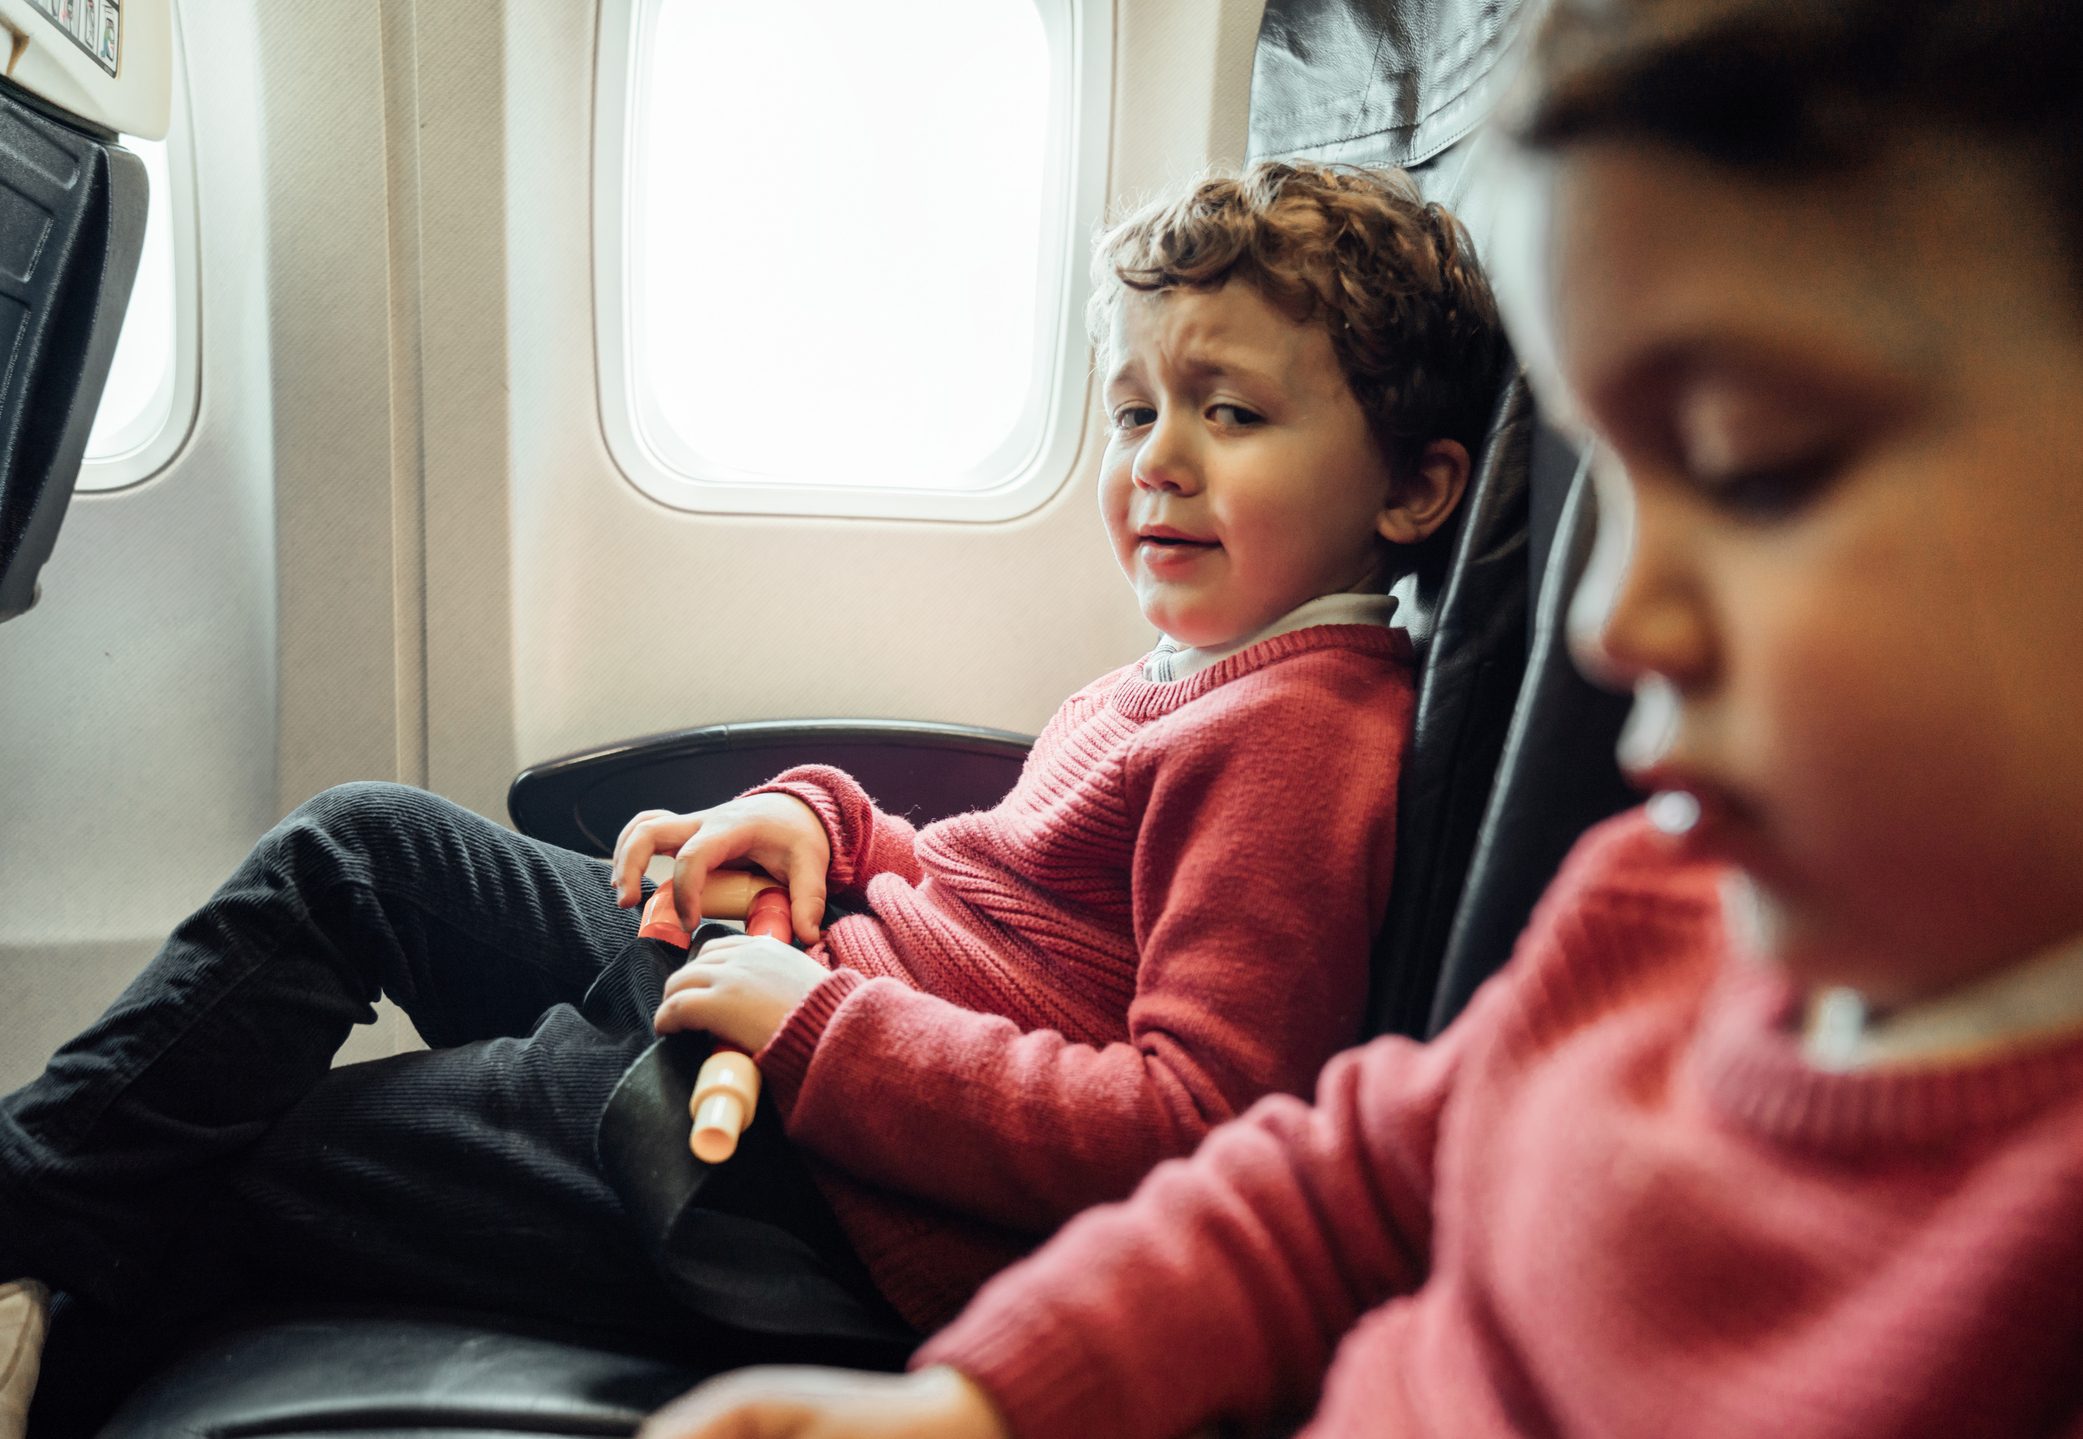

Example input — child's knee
[271,781,458,872]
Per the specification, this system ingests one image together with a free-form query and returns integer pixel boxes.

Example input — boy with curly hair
[0,161,1504,1436]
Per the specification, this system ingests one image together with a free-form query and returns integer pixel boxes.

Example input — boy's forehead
[1105,284,1323,383]
[1540,137,2065,425]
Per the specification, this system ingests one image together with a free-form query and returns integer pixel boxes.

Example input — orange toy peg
[636,874,787,1165]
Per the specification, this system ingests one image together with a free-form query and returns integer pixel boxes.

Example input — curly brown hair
[1088,161,1506,478]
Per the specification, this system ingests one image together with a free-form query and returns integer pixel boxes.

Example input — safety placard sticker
[28,0,121,77]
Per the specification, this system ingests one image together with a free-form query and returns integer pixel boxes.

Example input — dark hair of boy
[1516,0,2083,274]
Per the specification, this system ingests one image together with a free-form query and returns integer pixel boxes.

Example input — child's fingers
[669,826,756,931]
[784,856,826,945]
[653,976,716,1034]
[660,945,735,1000]
[641,1367,1006,1439]
[671,852,725,935]
[637,1380,778,1439]
[612,808,674,876]
[672,825,798,928]
[612,810,696,905]
[639,1379,800,1439]
[669,856,709,933]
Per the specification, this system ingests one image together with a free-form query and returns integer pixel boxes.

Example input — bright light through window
[85,136,176,463]
[630,0,1057,492]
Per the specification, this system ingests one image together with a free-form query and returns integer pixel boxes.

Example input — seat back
[1367,365,1532,1034]
[0,79,147,622]
[1248,0,1546,1037]
[1428,455,1636,1031]
[1248,0,1645,1035]
[1248,0,1533,170]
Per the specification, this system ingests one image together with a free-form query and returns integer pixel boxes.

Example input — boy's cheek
[1748,630,2067,984]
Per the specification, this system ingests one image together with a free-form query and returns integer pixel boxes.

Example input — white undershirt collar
[1801,932,2083,1072]
[1141,592,1401,683]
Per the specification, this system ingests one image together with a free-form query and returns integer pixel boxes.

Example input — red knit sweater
[920,810,2083,1437]
[742,625,1413,1331]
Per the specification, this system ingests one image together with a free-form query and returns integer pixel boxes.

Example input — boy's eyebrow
[1105,347,1287,393]
[1591,329,1922,429]
[1176,349,1286,388]
[1102,355,1143,394]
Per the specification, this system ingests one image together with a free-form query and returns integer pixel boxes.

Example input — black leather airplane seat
[1246,0,1636,1033]
[0,77,147,624]
[1367,358,1530,1035]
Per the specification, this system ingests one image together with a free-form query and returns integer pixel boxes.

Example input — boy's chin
[1138,598,1272,652]
[1718,871,1990,1010]
[1156,623,1252,652]
[1139,606,1238,652]
[1718,872,1861,991]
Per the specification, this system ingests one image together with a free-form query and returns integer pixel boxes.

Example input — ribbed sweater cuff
[755,966,865,1115]
[916,1305,1130,1439]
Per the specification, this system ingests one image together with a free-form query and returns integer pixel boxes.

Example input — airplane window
[79,31,197,492]
[83,138,176,465]
[598,0,1109,521]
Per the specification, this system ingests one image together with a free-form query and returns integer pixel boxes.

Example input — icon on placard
[29,0,118,74]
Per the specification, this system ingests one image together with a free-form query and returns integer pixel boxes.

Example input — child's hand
[653,934,832,1051]
[612,794,832,943]
[639,1365,1008,1439]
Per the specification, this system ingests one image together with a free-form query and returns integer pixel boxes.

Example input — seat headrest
[1247,0,1533,168]
[0,80,148,622]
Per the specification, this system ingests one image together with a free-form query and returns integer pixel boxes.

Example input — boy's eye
[1209,403,1264,427]
[1112,404,1158,431]
[1693,449,1842,520]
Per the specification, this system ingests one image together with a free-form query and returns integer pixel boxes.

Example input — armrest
[92,1305,712,1439]
[508,719,1034,855]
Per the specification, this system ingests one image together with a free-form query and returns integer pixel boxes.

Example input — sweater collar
[1690,920,2083,1153]
[1142,593,1402,683]
[1107,624,1412,723]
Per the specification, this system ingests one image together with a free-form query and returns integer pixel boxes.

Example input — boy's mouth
[1136,532,1221,575]
[1137,527,1218,550]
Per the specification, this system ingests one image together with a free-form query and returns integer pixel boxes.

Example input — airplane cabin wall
[0,0,1268,1085]
[0,0,278,1086]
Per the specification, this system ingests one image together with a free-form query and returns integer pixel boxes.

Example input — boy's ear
[1376,438,1472,546]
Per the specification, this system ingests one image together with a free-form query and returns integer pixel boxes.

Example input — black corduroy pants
[0,780,904,1350]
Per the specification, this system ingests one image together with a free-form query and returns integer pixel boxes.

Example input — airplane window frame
[593,0,1112,523]
[76,2,199,495]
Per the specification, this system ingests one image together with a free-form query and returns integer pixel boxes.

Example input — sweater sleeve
[743,763,925,896]
[912,809,1667,1439]
[754,675,1402,1232]
[912,1022,1474,1439]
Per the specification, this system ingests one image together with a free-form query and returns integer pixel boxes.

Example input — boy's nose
[1566,470,1715,695]
[1131,419,1199,493]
